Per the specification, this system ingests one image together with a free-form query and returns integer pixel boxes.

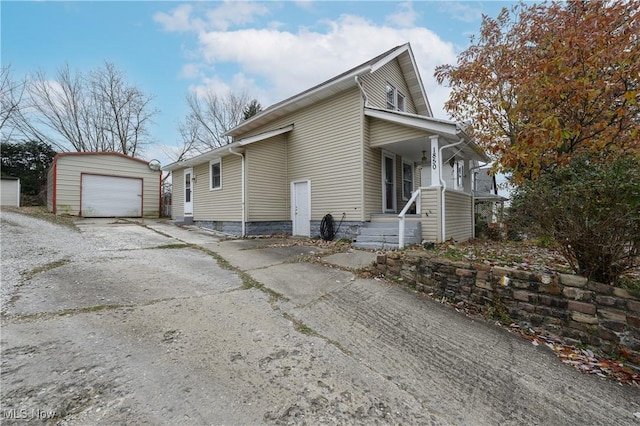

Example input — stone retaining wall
[374,250,640,364]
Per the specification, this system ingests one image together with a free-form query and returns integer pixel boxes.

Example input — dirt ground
[1,212,639,425]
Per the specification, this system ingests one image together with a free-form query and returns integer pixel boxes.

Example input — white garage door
[81,174,143,217]
[1,179,20,207]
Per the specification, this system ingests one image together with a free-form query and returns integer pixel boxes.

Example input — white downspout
[355,75,369,107]
[438,137,465,242]
[228,147,246,237]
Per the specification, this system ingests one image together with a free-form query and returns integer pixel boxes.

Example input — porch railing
[398,189,421,249]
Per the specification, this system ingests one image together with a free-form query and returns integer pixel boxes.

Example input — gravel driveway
[1,211,638,425]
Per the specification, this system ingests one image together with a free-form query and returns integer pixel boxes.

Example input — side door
[184,168,193,216]
[291,180,310,236]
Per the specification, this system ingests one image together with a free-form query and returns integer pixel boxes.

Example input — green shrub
[506,155,640,284]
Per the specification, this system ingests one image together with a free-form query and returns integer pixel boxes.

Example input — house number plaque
[432,148,437,170]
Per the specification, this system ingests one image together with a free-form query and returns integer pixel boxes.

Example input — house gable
[360,58,419,114]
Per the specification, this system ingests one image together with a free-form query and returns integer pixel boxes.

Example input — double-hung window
[386,82,406,112]
[210,158,221,190]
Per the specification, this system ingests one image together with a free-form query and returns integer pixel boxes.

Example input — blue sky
[2,1,515,167]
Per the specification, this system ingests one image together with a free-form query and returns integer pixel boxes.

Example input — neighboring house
[47,152,161,218]
[473,168,507,224]
[164,43,490,248]
[1,177,21,207]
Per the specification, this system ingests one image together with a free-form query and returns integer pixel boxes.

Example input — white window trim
[402,160,414,201]
[397,91,406,112]
[209,158,222,191]
[386,82,406,112]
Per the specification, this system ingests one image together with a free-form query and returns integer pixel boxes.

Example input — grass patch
[283,313,317,336]
[485,295,513,326]
[197,247,234,270]
[195,246,287,301]
[2,206,79,231]
[3,304,129,323]
[149,243,193,250]
[22,258,71,280]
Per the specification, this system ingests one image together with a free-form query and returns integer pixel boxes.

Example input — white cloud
[385,2,419,28]
[191,14,456,118]
[154,4,205,33]
[204,1,270,31]
[438,2,484,23]
[179,63,202,79]
[154,1,270,32]
[157,3,460,119]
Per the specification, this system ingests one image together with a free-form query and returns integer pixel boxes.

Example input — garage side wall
[54,154,160,217]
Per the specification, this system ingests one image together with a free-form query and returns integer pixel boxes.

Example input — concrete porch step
[354,218,421,250]
[352,241,400,250]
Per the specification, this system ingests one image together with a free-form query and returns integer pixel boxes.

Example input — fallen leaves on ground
[510,325,640,387]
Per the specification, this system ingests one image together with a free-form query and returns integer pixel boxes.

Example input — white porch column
[430,135,440,187]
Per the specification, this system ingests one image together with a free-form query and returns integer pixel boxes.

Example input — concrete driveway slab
[143,222,225,245]
[249,262,354,305]
[3,214,639,425]
[5,247,242,317]
[205,239,325,270]
[323,250,377,270]
[75,220,179,251]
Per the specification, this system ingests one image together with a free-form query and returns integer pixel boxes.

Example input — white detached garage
[47,152,161,218]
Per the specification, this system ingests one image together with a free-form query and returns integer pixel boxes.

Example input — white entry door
[81,174,142,217]
[292,180,310,236]
[184,168,193,216]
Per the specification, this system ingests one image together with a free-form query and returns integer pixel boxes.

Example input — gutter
[228,147,246,237]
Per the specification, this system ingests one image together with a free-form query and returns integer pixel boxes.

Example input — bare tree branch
[5,62,157,156]
[174,90,258,160]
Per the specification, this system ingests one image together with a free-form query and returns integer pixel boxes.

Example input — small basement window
[210,158,221,190]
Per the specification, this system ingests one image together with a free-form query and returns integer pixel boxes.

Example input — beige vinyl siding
[420,187,441,242]
[444,189,473,241]
[369,118,426,147]
[363,117,425,219]
[192,155,242,221]
[360,59,418,114]
[53,154,160,217]
[246,135,288,221]
[363,118,382,219]
[237,88,363,221]
[172,168,185,219]
[415,164,422,188]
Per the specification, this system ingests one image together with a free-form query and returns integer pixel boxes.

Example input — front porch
[362,108,488,249]
[355,186,475,249]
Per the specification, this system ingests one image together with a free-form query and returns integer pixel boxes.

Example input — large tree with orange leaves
[435,1,639,183]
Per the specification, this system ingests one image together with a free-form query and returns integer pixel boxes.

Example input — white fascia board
[404,47,432,117]
[369,44,410,73]
[162,142,241,171]
[238,124,294,146]
[364,107,460,138]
